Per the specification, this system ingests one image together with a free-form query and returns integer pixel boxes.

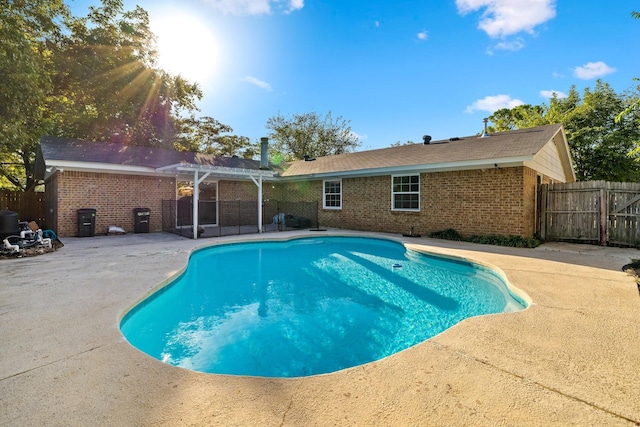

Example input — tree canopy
[616,9,639,125]
[173,116,258,158]
[266,111,361,162]
[46,0,202,148]
[0,0,251,191]
[0,0,68,190]
[488,80,640,182]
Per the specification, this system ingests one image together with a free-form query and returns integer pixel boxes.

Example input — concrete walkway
[1,231,639,426]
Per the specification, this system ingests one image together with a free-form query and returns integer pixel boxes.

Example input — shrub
[428,229,542,248]
[428,228,463,241]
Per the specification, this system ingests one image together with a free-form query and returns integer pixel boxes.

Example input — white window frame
[323,179,342,210]
[391,174,420,211]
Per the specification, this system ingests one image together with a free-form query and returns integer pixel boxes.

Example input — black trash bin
[77,208,96,237]
[133,208,150,233]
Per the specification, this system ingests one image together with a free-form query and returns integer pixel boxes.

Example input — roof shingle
[281,123,563,177]
[39,137,263,170]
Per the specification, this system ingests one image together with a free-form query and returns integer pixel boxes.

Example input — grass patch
[428,228,542,248]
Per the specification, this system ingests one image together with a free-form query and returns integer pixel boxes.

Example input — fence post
[539,184,547,240]
[599,188,608,246]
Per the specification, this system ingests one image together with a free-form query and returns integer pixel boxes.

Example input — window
[392,175,420,211]
[323,179,342,209]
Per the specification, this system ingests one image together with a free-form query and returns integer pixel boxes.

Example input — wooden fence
[0,190,47,224]
[539,181,640,248]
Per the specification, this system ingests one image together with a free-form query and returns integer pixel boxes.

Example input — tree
[47,0,202,148]
[0,0,68,190]
[266,111,361,161]
[1,0,254,190]
[488,80,640,182]
[390,140,417,147]
[173,116,257,158]
[560,82,639,181]
[616,10,640,123]
[488,104,546,132]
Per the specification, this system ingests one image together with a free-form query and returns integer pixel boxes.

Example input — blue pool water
[120,236,526,377]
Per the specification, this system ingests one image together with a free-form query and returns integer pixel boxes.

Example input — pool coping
[1,230,639,426]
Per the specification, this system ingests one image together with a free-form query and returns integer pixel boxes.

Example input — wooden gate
[539,181,640,247]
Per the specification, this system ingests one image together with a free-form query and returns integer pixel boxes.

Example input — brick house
[36,123,575,238]
[276,123,575,238]
[35,137,279,237]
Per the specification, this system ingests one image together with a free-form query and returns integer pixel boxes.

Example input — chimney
[481,118,489,138]
[260,137,269,169]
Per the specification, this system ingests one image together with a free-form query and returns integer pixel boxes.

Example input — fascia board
[45,160,158,175]
[43,160,278,181]
[553,126,577,182]
[278,156,532,181]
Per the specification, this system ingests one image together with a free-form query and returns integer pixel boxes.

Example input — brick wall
[50,167,546,237]
[219,180,257,201]
[278,180,321,202]
[218,180,282,202]
[279,167,543,238]
[53,171,175,237]
[424,168,527,236]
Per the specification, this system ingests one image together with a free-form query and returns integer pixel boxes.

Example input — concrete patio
[1,231,639,426]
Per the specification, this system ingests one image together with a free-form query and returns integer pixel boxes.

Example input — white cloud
[203,0,303,15]
[456,0,556,38]
[464,94,524,114]
[417,30,428,41]
[241,76,272,91]
[284,0,304,14]
[540,90,567,99]
[573,61,616,79]
[491,38,525,52]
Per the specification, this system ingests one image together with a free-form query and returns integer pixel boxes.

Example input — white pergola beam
[192,171,211,239]
[250,175,263,233]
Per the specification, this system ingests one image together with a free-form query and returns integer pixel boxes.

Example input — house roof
[38,137,262,170]
[36,136,276,181]
[280,123,571,179]
[36,123,575,183]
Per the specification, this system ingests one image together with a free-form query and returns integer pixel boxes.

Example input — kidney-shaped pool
[120,236,527,377]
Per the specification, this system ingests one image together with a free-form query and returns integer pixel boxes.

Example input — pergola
[156,163,279,239]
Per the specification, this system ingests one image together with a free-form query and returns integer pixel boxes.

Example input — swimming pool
[120,236,527,377]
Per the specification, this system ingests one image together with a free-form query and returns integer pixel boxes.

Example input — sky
[70,0,639,151]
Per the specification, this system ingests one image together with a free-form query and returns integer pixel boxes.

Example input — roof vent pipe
[481,118,489,138]
[422,135,431,145]
[260,137,269,169]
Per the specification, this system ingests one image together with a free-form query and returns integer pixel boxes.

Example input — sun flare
[151,11,219,86]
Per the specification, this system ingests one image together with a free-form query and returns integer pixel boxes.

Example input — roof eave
[278,156,534,180]
[43,160,158,178]
[41,160,279,181]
